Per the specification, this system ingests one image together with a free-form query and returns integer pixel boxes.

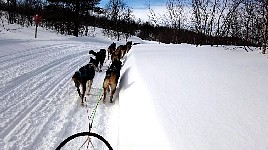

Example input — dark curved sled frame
[56,132,113,150]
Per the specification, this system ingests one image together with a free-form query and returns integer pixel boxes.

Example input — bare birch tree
[105,0,127,41]
[165,0,186,43]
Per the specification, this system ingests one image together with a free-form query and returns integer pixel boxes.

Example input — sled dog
[108,42,116,60]
[103,59,122,103]
[72,57,97,105]
[89,49,106,71]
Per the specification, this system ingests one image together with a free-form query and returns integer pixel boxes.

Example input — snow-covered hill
[1,15,268,150]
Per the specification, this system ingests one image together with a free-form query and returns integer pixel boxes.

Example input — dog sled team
[72,41,133,105]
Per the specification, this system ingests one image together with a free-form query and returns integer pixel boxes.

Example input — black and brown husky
[72,57,98,105]
[102,59,122,103]
[89,49,106,71]
[108,42,116,60]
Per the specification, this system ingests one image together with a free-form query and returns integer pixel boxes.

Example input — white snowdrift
[119,44,268,150]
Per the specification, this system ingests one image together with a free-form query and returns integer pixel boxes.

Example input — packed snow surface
[1,16,268,150]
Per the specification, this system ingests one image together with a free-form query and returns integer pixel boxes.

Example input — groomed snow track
[0,42,120,150]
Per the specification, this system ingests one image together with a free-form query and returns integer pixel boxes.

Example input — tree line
[0,0,267,53]
[148,0,267,53]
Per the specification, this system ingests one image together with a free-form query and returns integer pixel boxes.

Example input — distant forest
[0,0,267,54]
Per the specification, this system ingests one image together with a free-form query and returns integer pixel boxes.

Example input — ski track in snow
[0,41,119,150]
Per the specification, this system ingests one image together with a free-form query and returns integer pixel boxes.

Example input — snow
[1,14,268,150]
[120,44,268,150]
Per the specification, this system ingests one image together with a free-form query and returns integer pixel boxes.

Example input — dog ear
[89,50,95,54]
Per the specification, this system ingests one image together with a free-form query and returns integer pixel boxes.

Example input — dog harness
[106,65,120,78]
[78,63,96,77]
[77,70,87,77]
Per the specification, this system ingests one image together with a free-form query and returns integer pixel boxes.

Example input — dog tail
[89,50,97,56]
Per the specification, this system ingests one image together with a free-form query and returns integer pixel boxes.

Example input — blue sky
[98,0,167,21]
[99,0,167,9]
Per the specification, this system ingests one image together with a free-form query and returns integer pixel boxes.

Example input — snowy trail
[2,19,268,150]
[0,41,119,149]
